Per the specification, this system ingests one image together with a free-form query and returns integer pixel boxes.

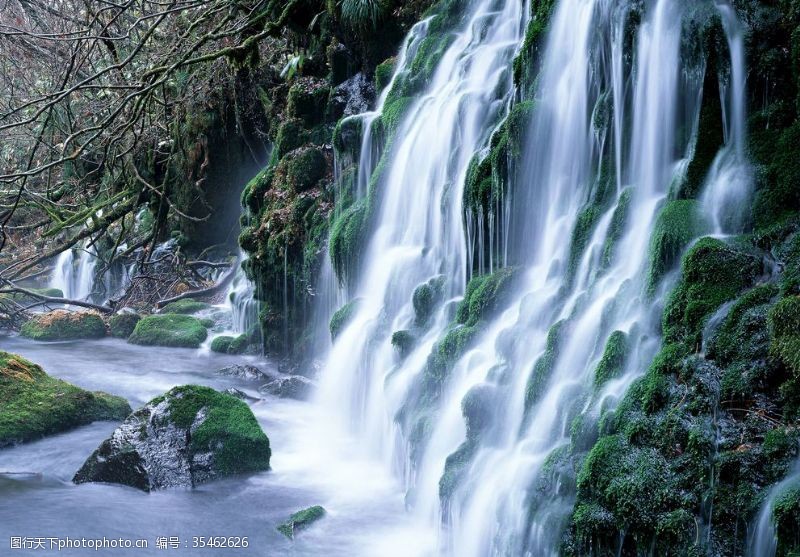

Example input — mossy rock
[287,77,329,126]
[210,334,249,355]
[647,200,709,293]
[332,116,363,162]
[391,330,417,359]
[159,299,212,314]
[128,314,208,348]
[286,147,327,192]
[109,313,141,339]
[329,299,361,340]
[594,330,629,390]
[277,505,326,539]
[413,276,446,326]
[663,237,761,347]
[330,198,369,283]
[275,118,309,158]
[375,57,396,91]
[774,483,800,557]
[0,351,131,447]
[455,267,520,327]
[20,310,106,341]
[769,296,800,376]
[73,385,270,490]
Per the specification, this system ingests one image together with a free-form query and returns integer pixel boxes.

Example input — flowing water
[749,459,800,557]
[0,336,428,557]
[49,244,98,302]
[224,252,261,336]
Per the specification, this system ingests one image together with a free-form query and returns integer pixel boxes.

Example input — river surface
[0,336,436,557]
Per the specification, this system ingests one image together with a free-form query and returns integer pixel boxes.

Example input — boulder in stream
[127,314,208,348]
[73,385,270,491]
[0,351,131,448]
[259,375,313,400]
[20,310,106,341]
[215,364,270,382]
[277,505,326,539]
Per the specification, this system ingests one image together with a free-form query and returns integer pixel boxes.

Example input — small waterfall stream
[49,243,98,301]
[750,460,800,557]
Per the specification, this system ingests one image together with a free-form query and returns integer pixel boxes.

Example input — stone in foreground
[277,505,326,539]
[127,314,208,348]
[73,385,270,491]
[0,351,130,447]
[20,310,106,341]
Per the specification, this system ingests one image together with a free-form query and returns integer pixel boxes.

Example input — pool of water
[0,336,436,557]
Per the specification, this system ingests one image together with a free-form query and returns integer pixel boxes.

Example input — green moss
[160,299,211,314]
[329,298,361,340]
[455,267,520,327]
[439,441,476,502]
[20,310,106,341]
[277,505,326,539]
[109,313,141,339]
[330,198,369,283]
[128,314,208,348]
[753,122,800,236]
[391,330,416,359]
[594,330,628,390]
[601,187,633,269]
[413,276,446,326]
[286,77,329,126]
[332,116,363,162]
[375,57,396,91]
[769,296,800,376]
[646,200,709,293]
[774,484,800,557]
[275,118,309,158]
[157,385,270,475]
[210,336,234,354]
[286,147,327,192]
[513,0,558,90]
[663,237,760,347]
[228,334,249,354]
[0,351,131,447]
[525,319,567,410]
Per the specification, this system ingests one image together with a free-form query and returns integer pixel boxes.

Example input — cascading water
[225,252,261,335]
[749,459,800,557]
[701,1,752,234]
[315,0,753,554]
[49,243,98,301]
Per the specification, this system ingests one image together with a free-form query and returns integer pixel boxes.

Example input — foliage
[128,314,208,348]
[20,310,106,341]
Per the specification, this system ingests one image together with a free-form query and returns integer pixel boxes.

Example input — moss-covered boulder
[109,312,141,339]
[774,483,800,556]
[73,385,270,491]
[159,299,212,314]
[0,351,131,448]
[277,505,326,539]
[20,310,106,341]
[210,334,249,355]
[329,298,361,340]
[128,314,208,348]
[646,200,709,293]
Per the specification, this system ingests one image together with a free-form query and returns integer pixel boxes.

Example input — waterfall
[225,252,261,335]
[749,460,800,557]
[701,1,753,234]
[49,243,98,301]
[313,0,751,554]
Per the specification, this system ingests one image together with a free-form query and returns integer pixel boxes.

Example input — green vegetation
[277,505,326,539]
[20,310,106,341]
[128,314,208,348]
[329,299,362,340]
[593,331,628,390]
[210,334,249,354]
[646,200,709,293]
[774,483,800,557]
[109,313,141,339]
[0,351,131,447]
[159,299,211,314]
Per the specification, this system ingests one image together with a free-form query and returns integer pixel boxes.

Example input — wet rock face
[73,386,270,491]
[329,73,376,119]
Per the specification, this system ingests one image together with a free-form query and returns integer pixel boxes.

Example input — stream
[0,336,435,557]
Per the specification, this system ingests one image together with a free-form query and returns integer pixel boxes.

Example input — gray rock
[215,364,269,382]
[330,73,375,119]
[221,387,257,402]
[259,375,314,400]
[73,385,270,491]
